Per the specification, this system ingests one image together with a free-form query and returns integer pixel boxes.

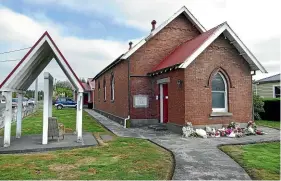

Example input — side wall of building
[94,60,129,119]
[184,35,253,126]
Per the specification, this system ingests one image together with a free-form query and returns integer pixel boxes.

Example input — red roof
[150,26,219,73]
[82,82,91,91]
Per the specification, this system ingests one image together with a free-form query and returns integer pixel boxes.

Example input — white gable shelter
[0,31,85,147]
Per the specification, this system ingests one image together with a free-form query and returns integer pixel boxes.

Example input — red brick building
[93,6,266,132]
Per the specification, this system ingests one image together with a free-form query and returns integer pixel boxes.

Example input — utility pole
[35,78,38,107]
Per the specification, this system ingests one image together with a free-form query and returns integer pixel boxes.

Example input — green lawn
[0,108,173,180]
[220,142,280,180]
[256,120,280,129]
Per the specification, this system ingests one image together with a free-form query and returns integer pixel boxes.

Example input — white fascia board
[179,24,227,69]
[45,37,84,92]
[121,6,206,60]
[179,23,267,73]
[224,25,267,73]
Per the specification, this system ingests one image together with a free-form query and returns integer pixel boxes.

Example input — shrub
[253,94,265,120]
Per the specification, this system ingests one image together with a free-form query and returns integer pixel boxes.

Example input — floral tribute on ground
[182,121,266,138]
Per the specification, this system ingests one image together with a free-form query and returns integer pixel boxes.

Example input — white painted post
[48,78,53,117]
[3,91,12,147]
[35,78,38,107]
[76,92,83,142]
[42,72,53,145]
[16,93,23,138]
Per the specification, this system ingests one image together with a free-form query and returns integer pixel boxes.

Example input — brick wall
[129,13,200,119]
[94,60,129,118]
[184,35,253,125]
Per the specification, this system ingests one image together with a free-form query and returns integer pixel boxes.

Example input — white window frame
[273,85,280,98]
[104,85,106,101]
[111,75,115,101]
[212,72,228,113]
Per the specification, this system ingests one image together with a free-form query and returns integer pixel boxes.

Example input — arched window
[111,73,115,101]
[211,72,228,112]
[98,80,100,101]
[103,77,106,101]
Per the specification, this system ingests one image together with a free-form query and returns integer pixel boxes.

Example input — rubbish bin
[88,102,93,109]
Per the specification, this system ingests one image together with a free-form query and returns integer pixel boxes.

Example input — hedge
[260,98,280,121]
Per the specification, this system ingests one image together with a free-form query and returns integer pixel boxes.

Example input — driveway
[85,109,280,180]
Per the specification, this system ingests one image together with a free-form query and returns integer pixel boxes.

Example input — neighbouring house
[93,6,266,132]
[73,79,95,106]
[87,78,95,107]
[0,93,5,103]
[253,73,280,98]
[74,82,91,106]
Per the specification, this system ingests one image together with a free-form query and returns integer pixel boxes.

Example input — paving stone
[85,109,280,180]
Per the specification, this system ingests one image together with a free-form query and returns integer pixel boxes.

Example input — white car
[28,98,35,105]
[12,98,28,108]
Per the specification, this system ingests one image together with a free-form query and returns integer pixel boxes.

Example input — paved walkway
[85,109,280,180]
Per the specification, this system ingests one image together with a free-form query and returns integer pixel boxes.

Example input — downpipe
[124,115,130,128]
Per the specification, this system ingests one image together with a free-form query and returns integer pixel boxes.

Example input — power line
[0,59,21,62]
[0,47,31,55]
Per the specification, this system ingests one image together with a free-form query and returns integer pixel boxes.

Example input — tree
[54,80,73,98]
[80,78,86,83]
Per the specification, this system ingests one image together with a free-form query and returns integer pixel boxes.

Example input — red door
[163,84,168,123]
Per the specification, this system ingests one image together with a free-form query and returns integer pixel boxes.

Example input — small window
[103,78,106,101]
[98,81,100,101]
[111,73,115,101]
[273,85,280,98]
[212,72,228,112]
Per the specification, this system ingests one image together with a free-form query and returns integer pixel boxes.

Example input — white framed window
[111,73,115,101]
[98,81,100,101]
[273,85,280,98]
[103,78,106,101]
[212,72,228,112]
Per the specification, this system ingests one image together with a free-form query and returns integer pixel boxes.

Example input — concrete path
[0,132,98,154]
[85,109,280,180]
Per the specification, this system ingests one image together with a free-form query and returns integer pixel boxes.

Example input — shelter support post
[76,92,83,142]
[16,93,23,138]
[42,72,53,145]
[48,78,53,117]
[3,91,12,147]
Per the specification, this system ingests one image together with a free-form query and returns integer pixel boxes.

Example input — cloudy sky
[0,0,280,90]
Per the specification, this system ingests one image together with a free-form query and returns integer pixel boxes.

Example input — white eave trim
[179,23,267,73]
[121,6,206,60]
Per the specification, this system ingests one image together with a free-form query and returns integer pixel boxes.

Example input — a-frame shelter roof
[0,31,84,92]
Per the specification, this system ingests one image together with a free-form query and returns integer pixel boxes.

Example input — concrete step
[148,124,168,131]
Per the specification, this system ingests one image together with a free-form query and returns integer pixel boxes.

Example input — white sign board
[133,95,148,108]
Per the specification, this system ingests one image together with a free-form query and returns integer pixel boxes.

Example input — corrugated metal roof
[150,26,219,73]
[255,74,280,83]
[82,82,91,91]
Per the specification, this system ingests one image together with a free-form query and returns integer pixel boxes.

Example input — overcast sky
[0,0,280,90]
